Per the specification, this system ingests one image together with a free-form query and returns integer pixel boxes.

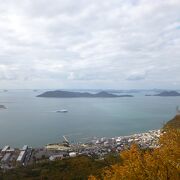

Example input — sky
[0,0,180,89]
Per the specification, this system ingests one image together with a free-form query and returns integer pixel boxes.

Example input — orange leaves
[99,128,180,180]
[88,175,98,180]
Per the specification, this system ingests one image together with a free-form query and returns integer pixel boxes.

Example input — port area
[0,129,161,170]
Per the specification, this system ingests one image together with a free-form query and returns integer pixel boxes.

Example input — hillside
[0,155,120,180]
[164,115,180,129]
[155,91,180,96]
[145,91,180,97]
[0,105,6,109]
[37,90,133,98]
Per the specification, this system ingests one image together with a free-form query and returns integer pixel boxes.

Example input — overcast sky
[0,0,180,89]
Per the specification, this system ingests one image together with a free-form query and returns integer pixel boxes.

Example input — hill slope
[0,155,120,180]
[37,90,133,98]
[155,91,180,96]
[164,115,180,129]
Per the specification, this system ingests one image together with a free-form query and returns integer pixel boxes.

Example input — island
[0,105,7,109]
[37,90,133,98]
[145,90,180,97]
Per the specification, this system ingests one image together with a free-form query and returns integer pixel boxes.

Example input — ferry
[56,109,68,113]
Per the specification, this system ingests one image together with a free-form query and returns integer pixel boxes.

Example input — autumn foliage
[89,128,180,180]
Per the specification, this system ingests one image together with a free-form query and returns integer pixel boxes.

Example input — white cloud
[0,0,180,89]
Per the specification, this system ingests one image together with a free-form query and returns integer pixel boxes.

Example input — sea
[0,89,179,148]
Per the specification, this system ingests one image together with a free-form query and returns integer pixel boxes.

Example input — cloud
[126,71,148,81]
[0,0,180,88]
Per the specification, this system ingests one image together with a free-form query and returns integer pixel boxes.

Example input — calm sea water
[0,90,179,148]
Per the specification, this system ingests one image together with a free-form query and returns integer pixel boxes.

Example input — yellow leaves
[98,128,180,180]
[157,128,180,176]
[88,175,98,180]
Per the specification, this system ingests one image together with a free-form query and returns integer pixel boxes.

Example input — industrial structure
[16,145,29,165]
[176,106,180,115]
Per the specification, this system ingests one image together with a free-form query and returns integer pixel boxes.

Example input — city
[0,129,161,171]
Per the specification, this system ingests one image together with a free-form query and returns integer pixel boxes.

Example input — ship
[56,109,68,113]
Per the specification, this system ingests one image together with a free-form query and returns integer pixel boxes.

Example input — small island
[37,90,133,98]
[145,90,180,97]
[0,105,7,109]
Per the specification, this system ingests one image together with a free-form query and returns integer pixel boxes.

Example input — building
[1,153,11,164]
[176,106,180,115]
[1,145,10,153]
[49,154,64,161]
[17,151,26,163]
[6,148,15,153]
[22,145,28,151]
[69,152,77,157]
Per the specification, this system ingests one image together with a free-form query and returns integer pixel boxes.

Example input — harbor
[0,129,161,170]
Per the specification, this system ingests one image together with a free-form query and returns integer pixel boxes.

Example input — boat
[56,109,68,113]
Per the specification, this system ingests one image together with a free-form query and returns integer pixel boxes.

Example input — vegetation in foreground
[89,116,180,180]
[0,153,120,180]
[164,114,180,129]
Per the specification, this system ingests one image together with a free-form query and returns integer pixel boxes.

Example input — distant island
[0,105,7,109]
[37,90,133,98]
[145,90,180,97]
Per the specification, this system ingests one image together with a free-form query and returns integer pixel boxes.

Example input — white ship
[56,109,68,113]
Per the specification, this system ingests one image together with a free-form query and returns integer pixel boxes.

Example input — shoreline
[0,128,161,149]
[0,128,161,170]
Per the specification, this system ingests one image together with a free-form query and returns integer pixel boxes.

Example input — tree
[89,128,180,180]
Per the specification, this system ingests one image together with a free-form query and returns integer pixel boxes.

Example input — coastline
[0,128,161,170]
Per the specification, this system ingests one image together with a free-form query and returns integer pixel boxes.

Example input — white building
[17,151,26,163]
[1,145,10,153]
[1,153,11,163]
[49,154,64,161]
[22,145,28,151]
[69,152,77,157]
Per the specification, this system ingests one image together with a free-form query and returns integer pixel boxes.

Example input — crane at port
[63,135,69,143]
[62,135,70,147]
[176,106,180,115]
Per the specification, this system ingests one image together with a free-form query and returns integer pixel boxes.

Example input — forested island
[37,90,133,98]
[146,90,180,96]
[0,105,7,109]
